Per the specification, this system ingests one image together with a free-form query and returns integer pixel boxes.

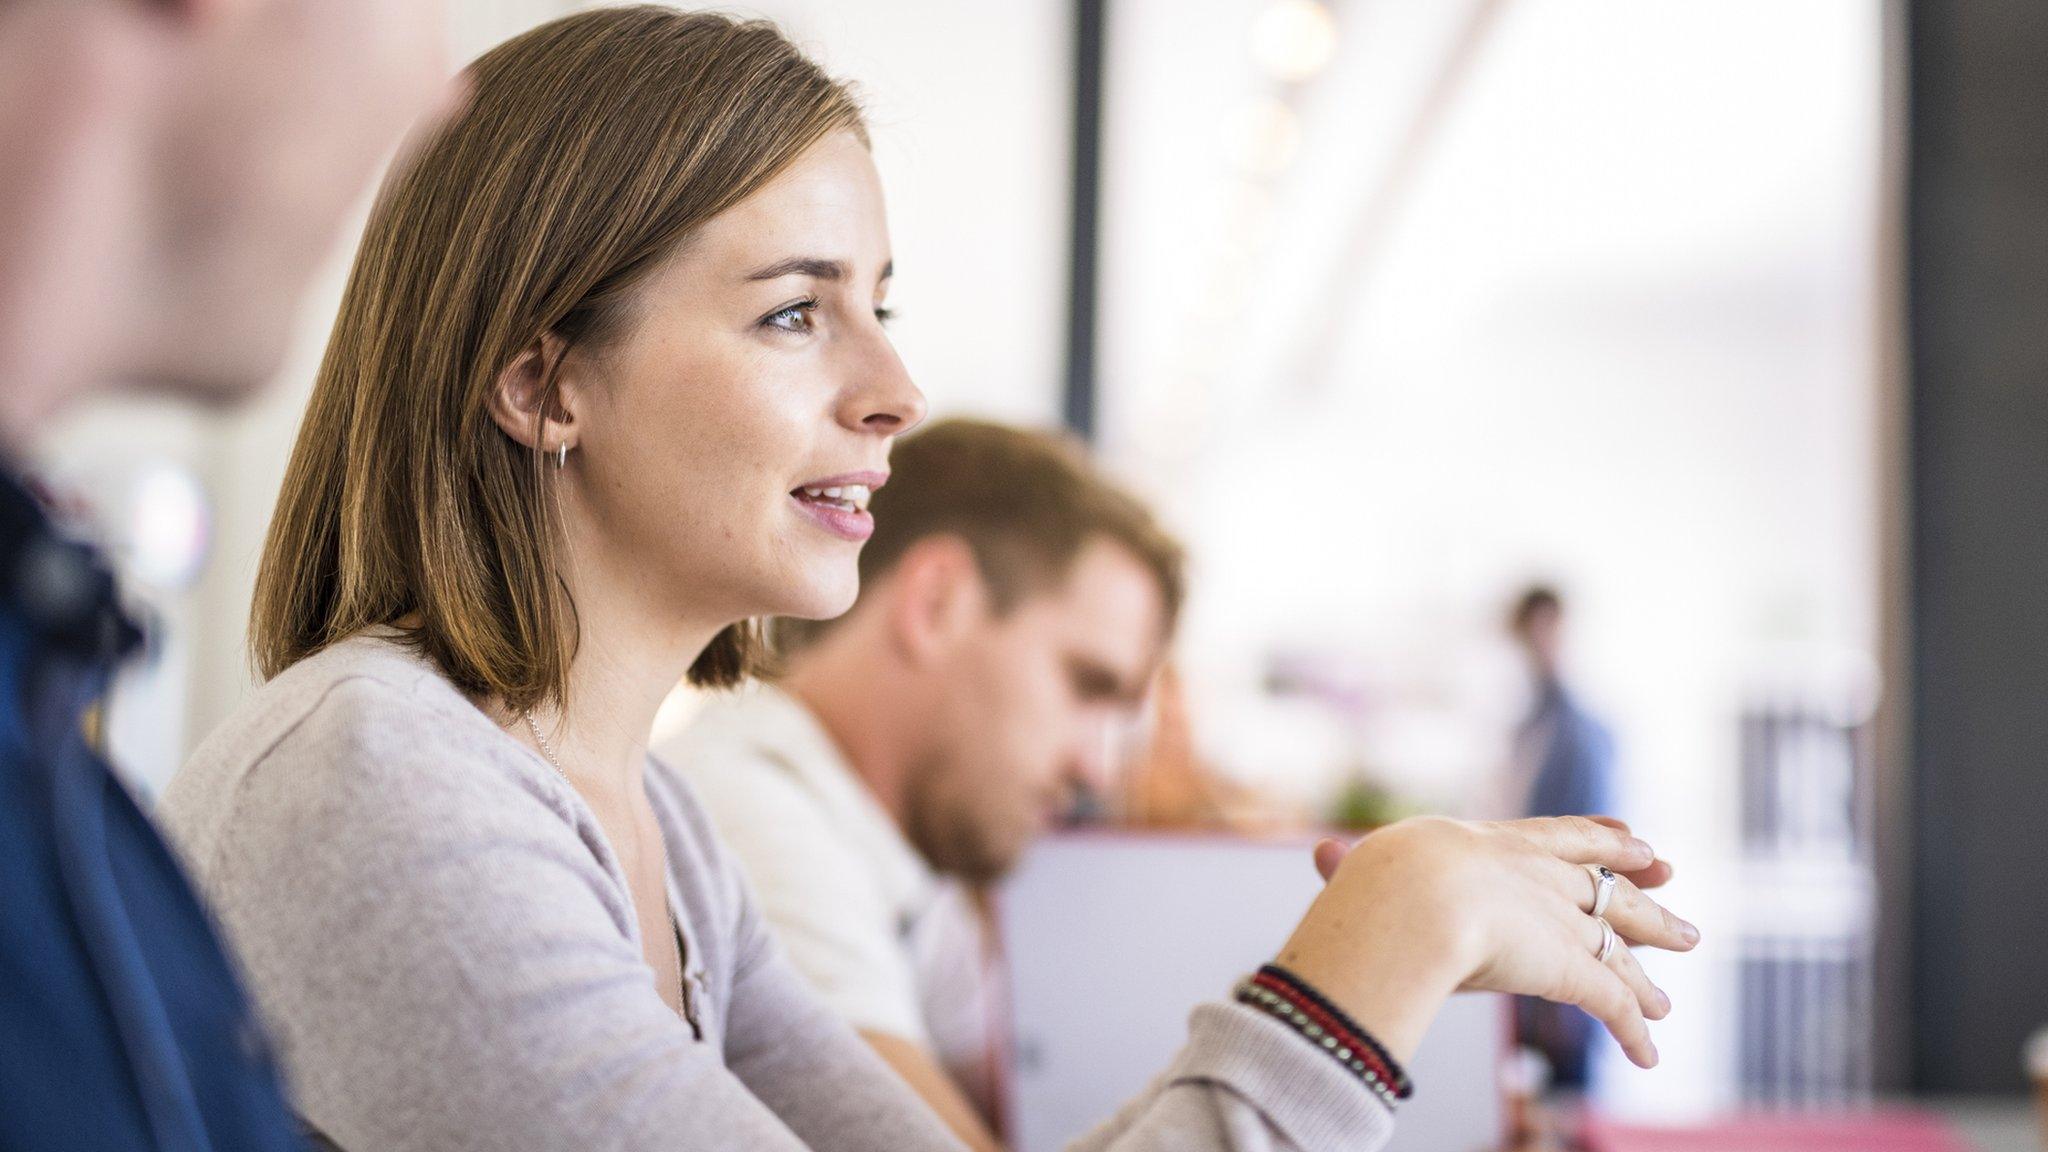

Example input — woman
[160,8,1697,1150]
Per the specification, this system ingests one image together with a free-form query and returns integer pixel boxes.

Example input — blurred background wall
[1093,0,1889,1118]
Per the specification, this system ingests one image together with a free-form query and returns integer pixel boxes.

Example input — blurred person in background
[1506,585,1619,1092]
[661,418,1184,1151]
[0,0,451,1146]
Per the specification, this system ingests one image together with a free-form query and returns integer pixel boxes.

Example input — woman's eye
[764,299,819,334]
[874,305,897,327]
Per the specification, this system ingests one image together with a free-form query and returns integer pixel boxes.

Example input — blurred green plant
[1327,772,1420,831]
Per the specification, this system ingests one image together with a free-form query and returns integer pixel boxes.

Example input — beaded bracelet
[1248,972,1400,1089]
[1232,963,1414,1109]
[1255,965,1412,1096]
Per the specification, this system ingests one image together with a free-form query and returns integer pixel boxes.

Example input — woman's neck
[514,565,724,803]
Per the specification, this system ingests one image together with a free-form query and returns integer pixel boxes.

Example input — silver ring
[1587,865,1617,919]
[1595,916,1618,964]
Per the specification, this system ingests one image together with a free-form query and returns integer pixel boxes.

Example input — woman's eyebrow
[744,256,894,283]
[745,256,846,282]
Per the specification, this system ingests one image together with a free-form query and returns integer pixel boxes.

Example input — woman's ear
[486,333,578,457]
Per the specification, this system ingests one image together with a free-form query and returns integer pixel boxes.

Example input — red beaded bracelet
[1250,972,1399,1083]
[1232,963,1414,1108]
[1254,965,1412,1094]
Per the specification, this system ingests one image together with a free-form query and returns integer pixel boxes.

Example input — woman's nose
[840,336,926,436]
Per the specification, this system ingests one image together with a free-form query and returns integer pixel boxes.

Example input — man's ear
[485,332,579,458]
[884,535,989,668]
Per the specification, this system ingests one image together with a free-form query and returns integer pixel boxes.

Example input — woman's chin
[768,572,860,623]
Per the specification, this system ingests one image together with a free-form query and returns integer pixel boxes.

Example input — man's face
[904,538,1167,884]
[124,0,456,399]
[0,3,152,424]
[1517,605,1564,675]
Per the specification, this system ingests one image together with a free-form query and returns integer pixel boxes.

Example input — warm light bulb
[1252,0,1338,83]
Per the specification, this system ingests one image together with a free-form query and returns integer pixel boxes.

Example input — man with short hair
[662,418,1184,1152]
[0,1,450,1145]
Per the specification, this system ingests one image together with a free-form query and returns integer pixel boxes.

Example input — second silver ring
[1595,916,1619,964]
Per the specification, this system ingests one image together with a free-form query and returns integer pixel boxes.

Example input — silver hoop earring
[556,442,568,469]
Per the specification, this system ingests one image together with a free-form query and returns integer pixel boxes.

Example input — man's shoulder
[659,689,792,772]
[663,736,850,870]
[650,693,890,910]
[656,688,839,817]
[0,738,303,1149]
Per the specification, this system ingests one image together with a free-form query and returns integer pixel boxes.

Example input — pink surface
[1583,1110,1975,1152]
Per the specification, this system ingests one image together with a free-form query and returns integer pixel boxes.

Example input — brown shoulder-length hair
[251,6,865,707]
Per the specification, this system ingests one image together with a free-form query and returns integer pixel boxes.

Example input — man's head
[779,419,1184,883]
[0,0,453,439]
[1509,584,1565,678]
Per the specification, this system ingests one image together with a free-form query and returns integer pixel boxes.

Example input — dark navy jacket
[1522,677,1617,823]
[0,474,302,1151]
[1512,676,1619,1088]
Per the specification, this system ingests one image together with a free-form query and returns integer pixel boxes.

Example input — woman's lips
[790,470,887,543]
[791,490,874,542]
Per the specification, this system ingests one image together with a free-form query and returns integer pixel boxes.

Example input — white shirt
[659,684,1003,1118]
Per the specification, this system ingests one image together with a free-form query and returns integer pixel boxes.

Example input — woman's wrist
[1271,821,1476,1063]
[1272,929,1459,1065]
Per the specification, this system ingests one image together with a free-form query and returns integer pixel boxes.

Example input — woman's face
[559,130,923,629]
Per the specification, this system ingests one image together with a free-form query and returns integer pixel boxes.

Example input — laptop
[997,832,1506,1152]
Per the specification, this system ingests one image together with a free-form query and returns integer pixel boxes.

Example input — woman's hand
[1272,815,1699,1070]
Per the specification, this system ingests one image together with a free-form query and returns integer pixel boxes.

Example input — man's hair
[1510,584,1564,634]
[776,419,1185,652]
[250,7,865,707]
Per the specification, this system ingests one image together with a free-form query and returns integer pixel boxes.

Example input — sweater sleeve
[1060,1003,1398,1152]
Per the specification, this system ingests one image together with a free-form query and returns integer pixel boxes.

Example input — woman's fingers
[1582,816,1675,890]
[1537,853,1699,952]
[1311,837,1349,882]
[1625,858,1675,891]
[1503,815,1656,873]
[1556,940,1659,1068]
[1610,940,1671,1022]
[1573,912,1671,1021]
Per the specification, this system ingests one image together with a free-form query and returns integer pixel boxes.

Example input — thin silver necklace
[522,709,699,1036]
